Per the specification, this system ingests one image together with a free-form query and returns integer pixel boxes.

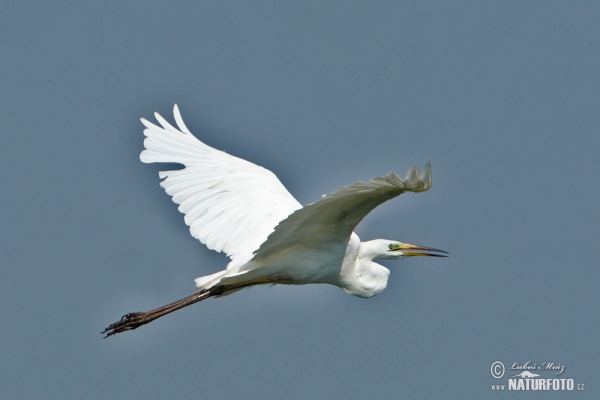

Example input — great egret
[102,105,447,338]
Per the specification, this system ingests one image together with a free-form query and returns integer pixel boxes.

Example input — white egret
[102,105,447,338]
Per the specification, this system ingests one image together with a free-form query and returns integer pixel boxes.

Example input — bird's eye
[388,244,394,250]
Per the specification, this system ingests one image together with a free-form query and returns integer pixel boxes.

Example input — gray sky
[1,1,598,398]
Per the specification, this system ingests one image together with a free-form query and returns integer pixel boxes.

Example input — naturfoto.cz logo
[490,360,584,392]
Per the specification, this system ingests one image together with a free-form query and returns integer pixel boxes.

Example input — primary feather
[140,105,302,269]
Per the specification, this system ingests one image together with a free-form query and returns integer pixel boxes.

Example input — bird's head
[360,239,448,260]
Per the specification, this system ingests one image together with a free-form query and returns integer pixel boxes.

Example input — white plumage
[140,105,301,270]
[103,105,446,337]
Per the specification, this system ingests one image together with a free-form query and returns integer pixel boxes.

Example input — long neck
[338,235,390,298]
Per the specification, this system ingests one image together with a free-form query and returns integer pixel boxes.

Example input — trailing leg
[102,276,274,338]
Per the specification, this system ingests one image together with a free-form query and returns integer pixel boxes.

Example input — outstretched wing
[140,105,302,268]
[253,164,432,262]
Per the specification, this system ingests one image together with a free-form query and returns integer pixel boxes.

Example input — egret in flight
[103,105,447,338]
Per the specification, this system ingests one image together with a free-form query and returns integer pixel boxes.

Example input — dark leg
[102,277,272,338]
[102,289,212,338]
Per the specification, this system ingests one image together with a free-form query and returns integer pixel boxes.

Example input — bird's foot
[102,312,149,338]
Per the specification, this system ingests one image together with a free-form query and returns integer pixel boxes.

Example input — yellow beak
[394,243,449,257]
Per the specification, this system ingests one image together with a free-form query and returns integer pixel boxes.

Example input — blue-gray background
[1,1,598,398]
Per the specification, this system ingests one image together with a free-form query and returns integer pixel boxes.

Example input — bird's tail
[194,268,262,297]
[194,269,229,290]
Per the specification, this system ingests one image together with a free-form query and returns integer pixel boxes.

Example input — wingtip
[421,163,432,189]
[173,104,192,135]
[420,163,431,191]
[405,165,419,182]
[140,117,157,130]
[400,163,432,191]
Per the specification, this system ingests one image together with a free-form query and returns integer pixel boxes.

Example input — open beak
[396,243,449,258]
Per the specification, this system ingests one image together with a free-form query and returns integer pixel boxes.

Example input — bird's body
[204,233,385,298]
[103,105,447,337]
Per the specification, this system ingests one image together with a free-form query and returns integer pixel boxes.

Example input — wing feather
[254,164,432,262]
[140,105,302,268]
